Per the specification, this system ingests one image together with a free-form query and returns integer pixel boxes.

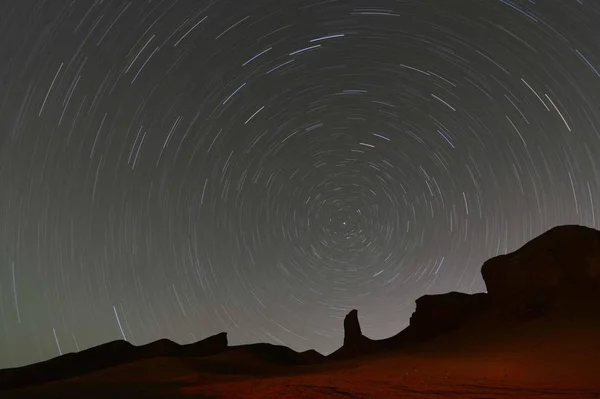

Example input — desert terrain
[2,225,600,398]
[5,344,600,398]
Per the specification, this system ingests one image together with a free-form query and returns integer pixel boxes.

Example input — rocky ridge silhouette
[331,225,600,358]
[3,224,600,390]
[0,332,229,391]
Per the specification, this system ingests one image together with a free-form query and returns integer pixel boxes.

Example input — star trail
[1,0,600,368]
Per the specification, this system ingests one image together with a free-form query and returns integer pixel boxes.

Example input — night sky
[1,0,600,368]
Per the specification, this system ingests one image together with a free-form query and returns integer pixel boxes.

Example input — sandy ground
[180,352,600,399]
[4,350,600,399]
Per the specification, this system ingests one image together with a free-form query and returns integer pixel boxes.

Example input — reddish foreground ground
[180,351,600,398]
[5,349,599,398]
[5,324,600,398]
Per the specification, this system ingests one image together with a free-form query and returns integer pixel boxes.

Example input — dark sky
[1,0,599,368]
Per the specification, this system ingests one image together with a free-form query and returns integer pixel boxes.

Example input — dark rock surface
[329,309,379,359]
[227,343,325,366]
[404,292,490,340]
[180,332,228,357]
[343,309,364,346]
[0,332,228,391]
[330,225,600,359]
[481,225,600,315]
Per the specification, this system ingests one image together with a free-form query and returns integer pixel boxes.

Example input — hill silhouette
[0,332,228,391]
[2,224,600,395]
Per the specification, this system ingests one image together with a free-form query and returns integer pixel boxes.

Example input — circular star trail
[1,0,600,368]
